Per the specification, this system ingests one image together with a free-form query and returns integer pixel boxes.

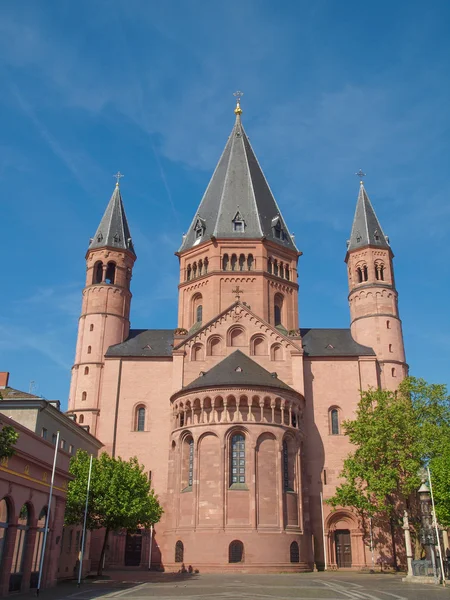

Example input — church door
[124,530,142,566]
[335,530,352,568]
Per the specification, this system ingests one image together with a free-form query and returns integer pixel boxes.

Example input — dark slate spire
[347,181,389,252]
[89,183,136,256]
[179,100,297,252]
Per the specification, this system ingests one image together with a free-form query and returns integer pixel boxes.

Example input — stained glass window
[230,434,245,485]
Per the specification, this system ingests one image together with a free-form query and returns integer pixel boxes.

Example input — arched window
[136,406,145,432]
[89,324,94,332]
[363,265,368,281]
[222,254,229,271]
[356,267,363,283]
[30,507,47,586]
[251,335,266,356]
[84,367,89,375]
[82,392,87,401]
[191,344,204,361]
[391,368,396,377]
[330,409,339,435]
[285,265,290,280]
[186,264,192,281]
[379,265,385,281]
[229,540,244,563]
[267,258,272,274]
[274,294,284,327]
[283,440,289,491]
[230,254,237,271]
[87,346,92,354]
[175,540,184,563]
[79,414,84,424]
[204,257,208,274]
[93,261,103,284]
[386,320,391,329]
[0,498,9,571]
[389,344,393,353]
[290,541,300,563]
[274,260,279,277]
[271,343,283,361]
[182,437,194,490]
[230,434,245,485]
[191,293,203,326]
[207,336,222,356]
[247,254,254,271]
[196,305,203,323]
[105,262,116,284]
[192,263,197,279]
[10,504,30,590]
[198,260,203,276]
[239,254,245,271]
[229,327,245,347]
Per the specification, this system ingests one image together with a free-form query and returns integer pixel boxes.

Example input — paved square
[54,572,450,600]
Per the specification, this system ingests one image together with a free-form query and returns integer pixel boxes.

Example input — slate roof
[179,111,297,252]
[347,182,389,252]
[300,328,375,357]
[182,350,296,393]
[88,184,136,256]
[105,329,174,357]
[105,328,374,358]
[0,387,42,400]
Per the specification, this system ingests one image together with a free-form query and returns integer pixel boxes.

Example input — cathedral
[67,97,407,572]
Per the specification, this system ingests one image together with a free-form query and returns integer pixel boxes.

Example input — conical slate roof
[182,350,296,393]
[179,111,297,252]
[347,182,389,252]
[89,184,135,256]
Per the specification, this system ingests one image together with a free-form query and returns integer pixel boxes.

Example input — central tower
[176,98,301,335]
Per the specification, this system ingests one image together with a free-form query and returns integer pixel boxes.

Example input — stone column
[402,510,413,577]
[259,400,264,422]
[0,523,17,595]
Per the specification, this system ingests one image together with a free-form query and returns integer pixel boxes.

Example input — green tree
[327,377,450,569]
[65,451,163,575]
[0,393,19,459]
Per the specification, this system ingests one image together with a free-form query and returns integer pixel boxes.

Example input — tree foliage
[327,377,450,565]
[0,424,19,459]
[65,451,163,574]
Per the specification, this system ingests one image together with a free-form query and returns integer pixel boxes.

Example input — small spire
[113,171,124,187]
[233,90,243,115]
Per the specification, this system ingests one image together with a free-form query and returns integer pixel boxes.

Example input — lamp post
[418,481,438,579]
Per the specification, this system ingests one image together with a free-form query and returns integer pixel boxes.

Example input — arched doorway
[124,530,142,566]
[30,507,47,588]
[10,503,31,591]
[335,529,352,567]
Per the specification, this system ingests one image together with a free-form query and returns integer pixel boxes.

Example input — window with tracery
[230,434,245,485]
[229,540,244,563]
[136,406,145,432]
[330,408,339,435]
[290,541,300,563]
[175,540,184,563]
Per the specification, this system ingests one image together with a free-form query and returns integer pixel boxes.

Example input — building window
[82,391,87,401]
[363,265,368,281]
[234,221,244,232]
[330,409,339,435]
[175,540,184,563]
[90,324,94,332]
[93,261,103,284]
[274,293,284,327]
[283,440,289,491]
[267,258,272,274]
[196,305,203,323]
[230,254,237,271]
[11,504,30,583]
[290,541,300,563]
[87,346,92,354]
[386,320,390,329]
[229,540,244,563]
[79,415,84,424]
[41,428,47,440]
[52,434,57,445]
[247,254,254,270]
[188,438,194,488]
[105,262,116,284]
[60,439,66,450]
[230,434,245,485]
[69,444,75,455]
[222,254,229,271]
[84,367,89,375]
[389,344,393,353]
[391,368,396,377]
[136,407,145,432]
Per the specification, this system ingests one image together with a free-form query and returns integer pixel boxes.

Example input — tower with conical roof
[177,96,301,334]
[345,177,407,389]
[68,179,136,434]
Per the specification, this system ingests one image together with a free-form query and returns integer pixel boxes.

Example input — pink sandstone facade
[67,101,408,572]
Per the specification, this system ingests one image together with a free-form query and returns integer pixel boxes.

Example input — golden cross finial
[113,171,124,186]
[233,90,243,115]
[355,169,366,185]
[232,285,244,301]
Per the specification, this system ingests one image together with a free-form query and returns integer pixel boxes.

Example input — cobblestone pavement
[20,572,450,600]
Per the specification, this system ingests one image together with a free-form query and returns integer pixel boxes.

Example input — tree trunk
[97,527,110,576]
[389,516,399,571]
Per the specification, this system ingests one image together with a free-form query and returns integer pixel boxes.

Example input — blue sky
[0,1,449,406]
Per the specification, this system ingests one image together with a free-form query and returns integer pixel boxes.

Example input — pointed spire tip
[233,90,243,115]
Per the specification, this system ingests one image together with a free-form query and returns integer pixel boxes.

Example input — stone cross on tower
[113,171,124,186]
[232,285,244,301]
[355,169,366,184]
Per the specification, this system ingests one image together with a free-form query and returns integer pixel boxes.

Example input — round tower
[345,179,407,389]
[68,180,136,434]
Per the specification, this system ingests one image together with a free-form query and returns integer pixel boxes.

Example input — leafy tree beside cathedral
[65,451,163,575]
[327,377,450,568]
[0,393,19,459]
